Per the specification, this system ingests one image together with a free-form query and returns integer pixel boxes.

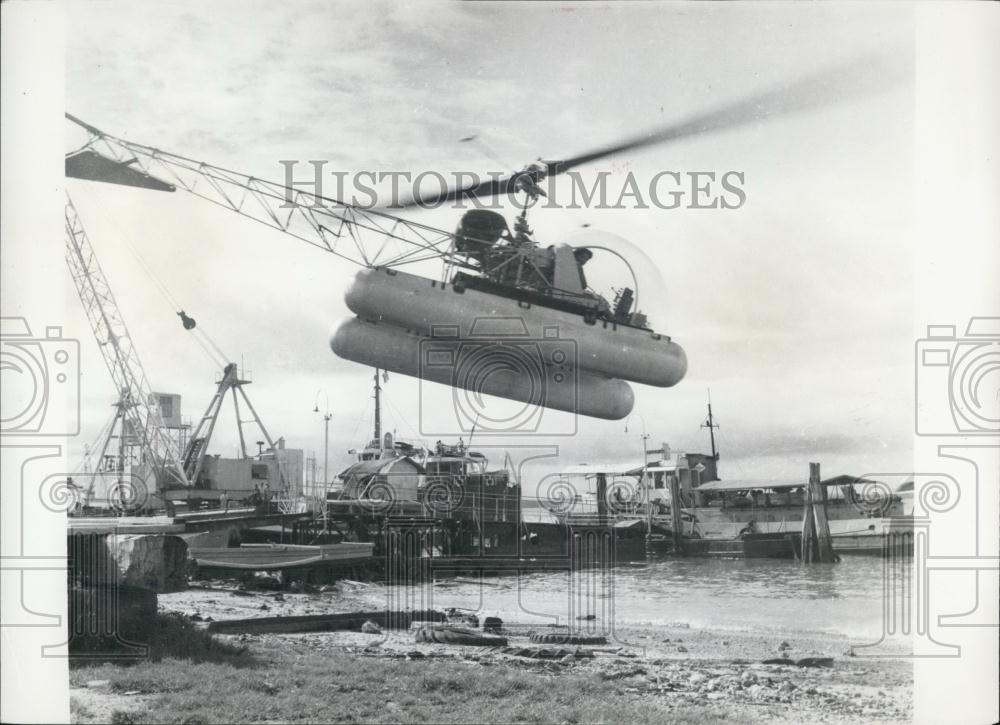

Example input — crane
[183,362,288,496]
[64,113,460,271]
[65,193,189,507]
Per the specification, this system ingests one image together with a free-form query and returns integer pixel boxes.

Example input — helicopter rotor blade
[547,52,906,176]
[394,174,517,208]
[402,52,906,208]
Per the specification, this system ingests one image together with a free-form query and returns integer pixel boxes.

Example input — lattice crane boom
[65,113,462,271]
[65,193,189,494]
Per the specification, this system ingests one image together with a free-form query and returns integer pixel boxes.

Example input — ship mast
[701,390,720,461]
[373,367,382,448]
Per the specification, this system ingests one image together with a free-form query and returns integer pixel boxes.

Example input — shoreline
[69,584,912,724]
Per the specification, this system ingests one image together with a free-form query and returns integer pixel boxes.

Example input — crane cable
[73,184,231,370]
[348,405,369,447]
[712,424,747,480]
[381,388,422,442]
[70,409,117,475]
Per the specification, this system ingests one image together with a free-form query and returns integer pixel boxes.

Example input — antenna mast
[373,368,382,447]
[701,390,719,461]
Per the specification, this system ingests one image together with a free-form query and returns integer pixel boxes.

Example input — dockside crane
[65,193,190,505]
[183,362,288,494]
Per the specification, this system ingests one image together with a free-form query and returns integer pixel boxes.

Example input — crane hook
[177,310,197,330]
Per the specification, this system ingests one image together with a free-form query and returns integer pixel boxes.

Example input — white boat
[687,475,913,555]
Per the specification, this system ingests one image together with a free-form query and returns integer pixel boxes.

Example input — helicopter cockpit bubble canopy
[555,227,672,333]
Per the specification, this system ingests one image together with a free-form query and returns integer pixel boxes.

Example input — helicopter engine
[452,210,608,315]
[453,209,509,264]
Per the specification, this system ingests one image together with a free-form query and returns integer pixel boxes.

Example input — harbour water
[370,556,907,643]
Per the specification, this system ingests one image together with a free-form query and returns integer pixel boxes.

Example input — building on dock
[189,439,304,501]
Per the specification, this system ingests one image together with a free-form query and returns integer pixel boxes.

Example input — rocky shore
[69,581,912,724]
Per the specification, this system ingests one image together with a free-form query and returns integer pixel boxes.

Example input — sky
[62,1,917,493]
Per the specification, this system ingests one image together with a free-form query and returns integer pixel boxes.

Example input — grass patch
[71,626,764,724]
[70,612,255,673]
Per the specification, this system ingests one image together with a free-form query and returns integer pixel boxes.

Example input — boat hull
[691,507,913,555]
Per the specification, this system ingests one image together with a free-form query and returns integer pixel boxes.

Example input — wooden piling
[669,474,684,553]
[800,462,837,563]
[800,494,816,563]
[810,462,836,562]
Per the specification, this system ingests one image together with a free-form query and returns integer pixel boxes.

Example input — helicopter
[64,53,900,422]
[331,191,687,421]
